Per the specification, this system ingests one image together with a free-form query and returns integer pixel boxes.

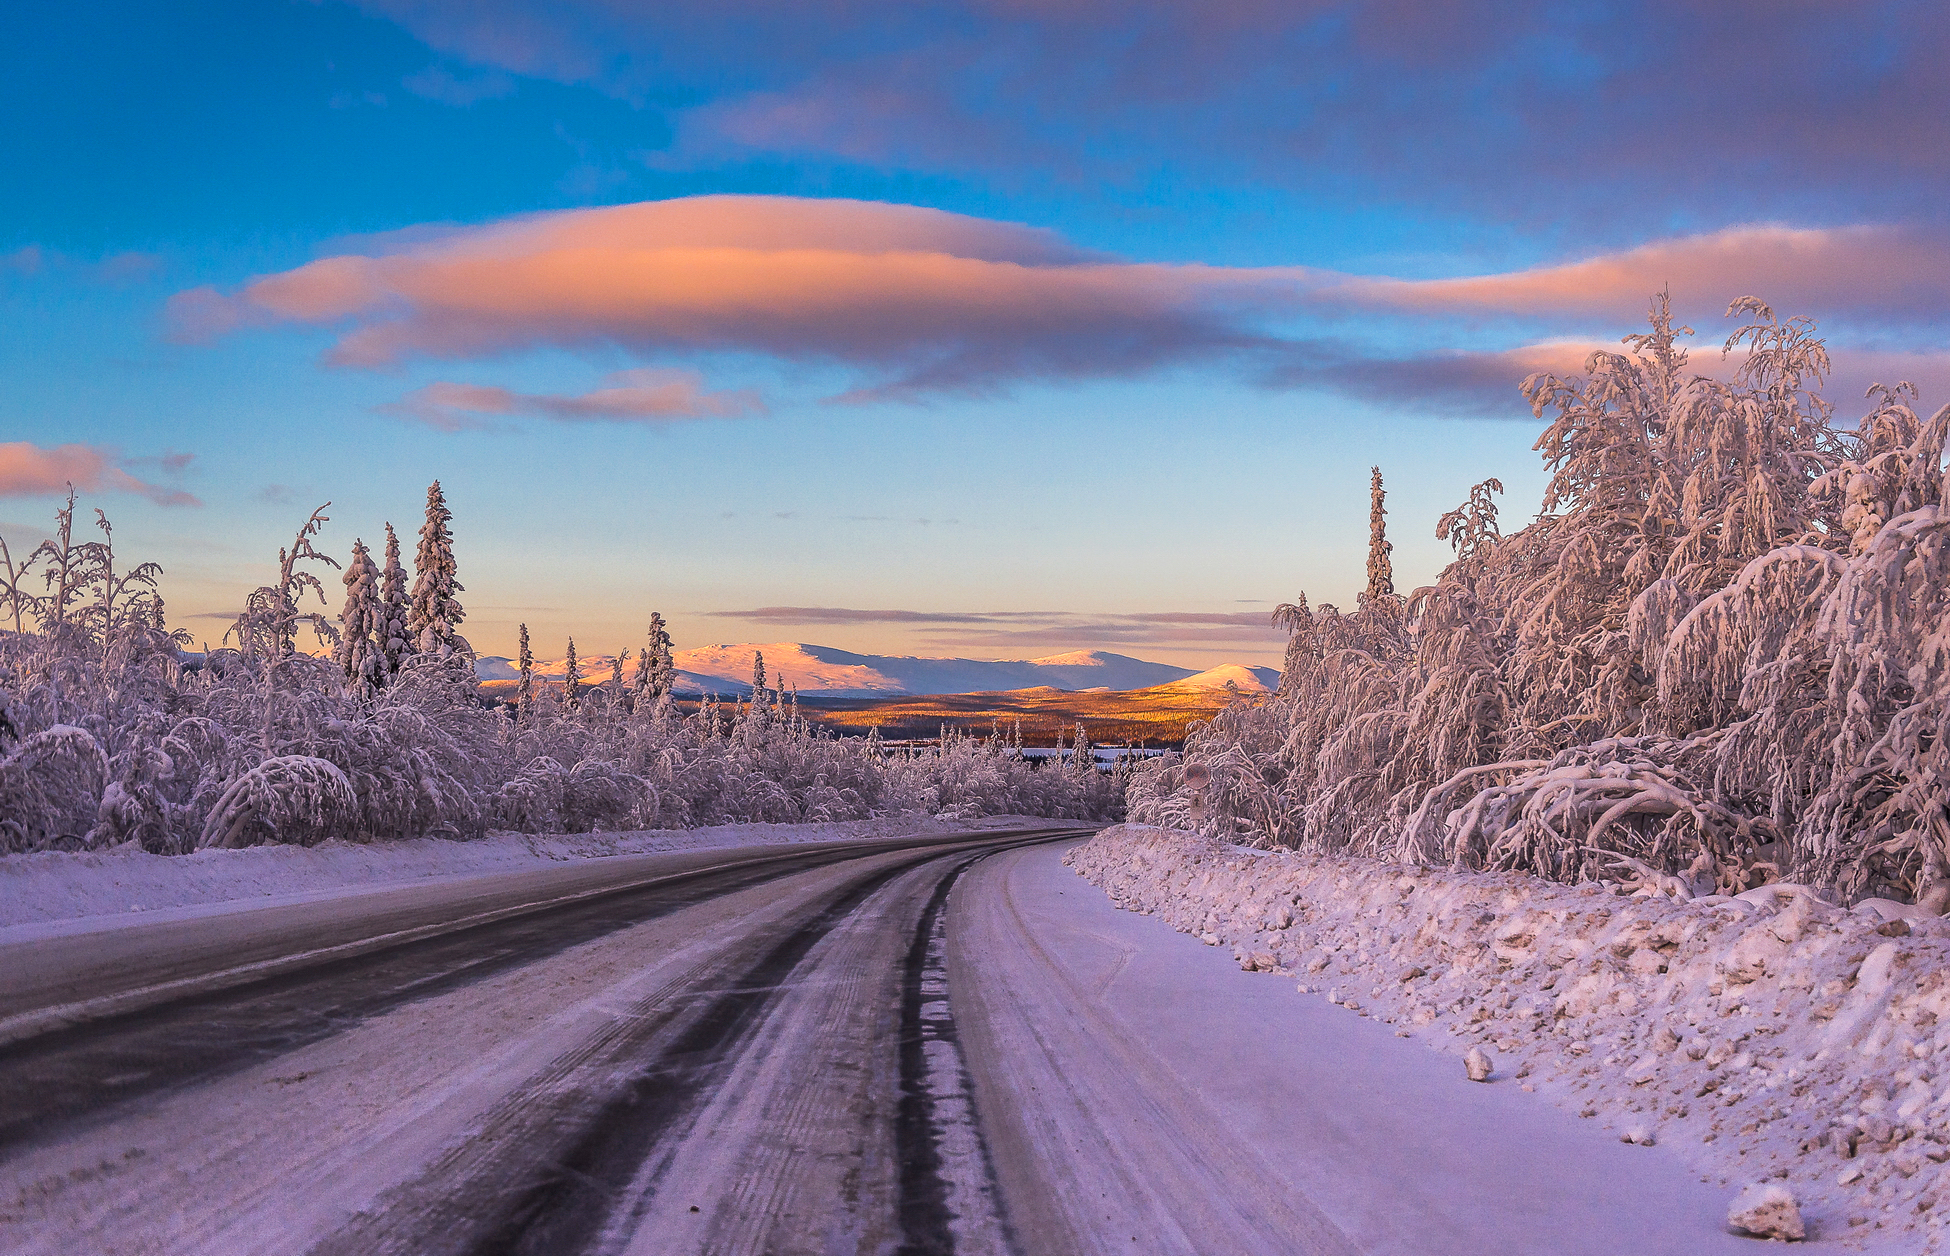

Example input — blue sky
[6,0,1948,667]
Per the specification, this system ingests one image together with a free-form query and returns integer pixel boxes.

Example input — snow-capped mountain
[474,642,1276,697]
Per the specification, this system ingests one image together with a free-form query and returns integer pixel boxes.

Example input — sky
[6,0,1949,669]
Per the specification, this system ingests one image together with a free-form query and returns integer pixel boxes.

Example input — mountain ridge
[474,641,1278,698]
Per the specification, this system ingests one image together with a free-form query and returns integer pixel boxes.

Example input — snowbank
[1068,824,1950,1250]
[0,815,1046,930]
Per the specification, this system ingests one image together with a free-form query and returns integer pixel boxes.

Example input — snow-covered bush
[0,486,1118,855]
[1131,295,1950,907]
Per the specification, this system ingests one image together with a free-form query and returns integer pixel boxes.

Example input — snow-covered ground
[1067,824,1950,1251]
[0,815,1047,931]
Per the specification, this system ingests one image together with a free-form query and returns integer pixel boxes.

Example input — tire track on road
[303,833,1076,1256]
[0,837,1039,1153]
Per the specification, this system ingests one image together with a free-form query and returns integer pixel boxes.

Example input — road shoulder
[951,839,1772,1255]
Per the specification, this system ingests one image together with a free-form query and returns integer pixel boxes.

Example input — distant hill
[473,641,1276,698]
[1162,664,1279,694]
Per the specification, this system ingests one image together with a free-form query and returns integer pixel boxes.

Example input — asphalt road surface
[0,829,1768,1255]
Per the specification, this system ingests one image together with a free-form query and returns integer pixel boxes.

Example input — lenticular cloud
[164,196,1950,404]
[167,196,1304,398]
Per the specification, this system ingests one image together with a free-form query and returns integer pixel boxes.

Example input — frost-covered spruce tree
[1365,466,1394,603]
[335,539,382,695]
[374,523,413,683]
[646,613,675,701]
[563,638,581,712]
[407,481,465,658]
[516,623,534,724]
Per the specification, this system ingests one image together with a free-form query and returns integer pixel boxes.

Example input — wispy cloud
[0,442,201,507]
[3,245,164,285]
[384,368,765,431]
[1334,225,1950,325]
[710,606,1001,625]
[356,1,1950,229]
[707,606,1286,646]
[402,64,515,106]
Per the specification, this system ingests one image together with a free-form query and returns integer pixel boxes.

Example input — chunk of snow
[1726,1183,1802,1241]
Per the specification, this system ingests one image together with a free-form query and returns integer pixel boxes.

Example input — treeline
[0,486,1122,854]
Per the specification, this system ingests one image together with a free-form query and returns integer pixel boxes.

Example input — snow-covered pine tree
[407,481,465,657]
[646,613,675,700]
[335,539,382,694]
[516,623,534,723]
[1365,466,1394,603]
[751,651,767,719]
[374,523,413,682]
[609,650,624,697]
[1073,721,1094,777]
[563,638,581,711]
[632,645,651,708]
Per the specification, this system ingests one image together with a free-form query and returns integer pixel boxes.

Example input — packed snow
[1071,823,1950,1250]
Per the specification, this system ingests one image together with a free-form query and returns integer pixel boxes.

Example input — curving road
[1,830,1770,1256]
[0,829,1079,1255]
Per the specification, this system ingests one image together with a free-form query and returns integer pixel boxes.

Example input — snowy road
[2,831,1783,1254]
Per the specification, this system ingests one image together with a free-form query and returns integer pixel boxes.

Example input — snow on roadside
[0,815,1047,930]
[1068,824,1950,1251]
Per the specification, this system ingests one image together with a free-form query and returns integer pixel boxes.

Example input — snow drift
[1072,823,1950,1248]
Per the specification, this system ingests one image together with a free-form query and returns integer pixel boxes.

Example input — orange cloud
[170,197,1950,403]
[388,368,766,430]
[0,443,201,507]
[1338,225,1950,322]
[170,196,1309,397]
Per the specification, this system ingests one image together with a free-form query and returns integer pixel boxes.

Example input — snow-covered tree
[1127,294,1950,907]
[646,613,675,701]
[1365,466,1394,604]
[563,638,581,711]
[230,504,340,660]
[374,523,413,682]
[335,539,382,694]
[407,481,465,658]
[516,623,534,724]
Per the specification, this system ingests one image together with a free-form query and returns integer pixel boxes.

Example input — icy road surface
[2,833,1788,1254]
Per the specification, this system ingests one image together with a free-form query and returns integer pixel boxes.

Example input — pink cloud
[0,443,201,507]
[173,196,1950,406]
[389,368,766,430]
[1339,225,1950,323]
[178,195,1308,397]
